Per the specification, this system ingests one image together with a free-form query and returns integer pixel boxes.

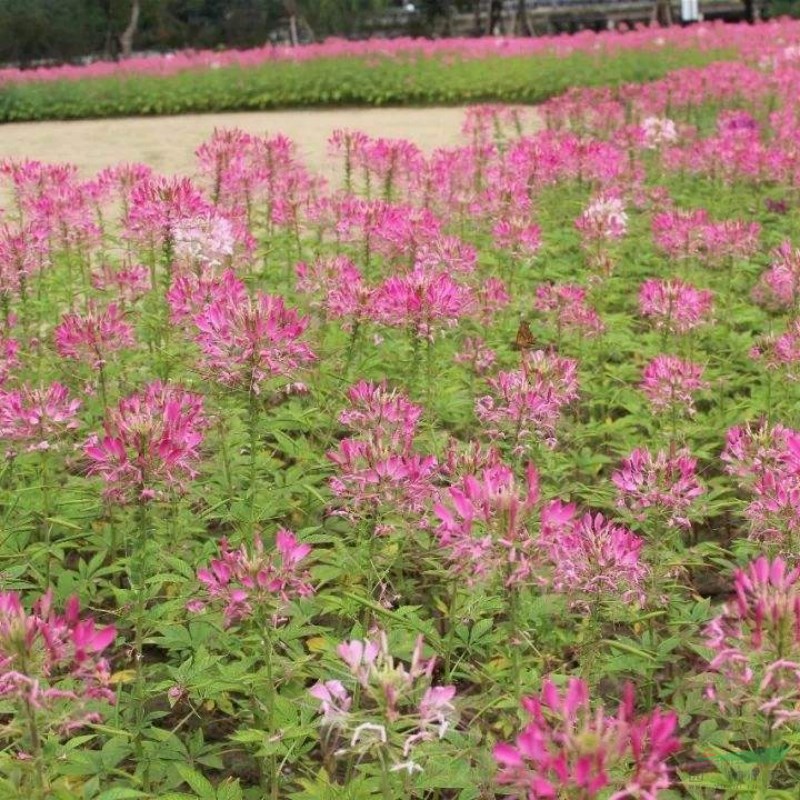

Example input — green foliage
[0,45,733,122]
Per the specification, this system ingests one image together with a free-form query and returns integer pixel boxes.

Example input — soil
[0,107,500,177]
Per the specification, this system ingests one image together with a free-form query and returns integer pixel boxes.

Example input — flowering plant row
[6,37,800,800]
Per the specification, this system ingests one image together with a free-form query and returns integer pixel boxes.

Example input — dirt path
[0,107,495,177]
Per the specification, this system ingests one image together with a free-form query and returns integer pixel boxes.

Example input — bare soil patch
[0,107,500,177]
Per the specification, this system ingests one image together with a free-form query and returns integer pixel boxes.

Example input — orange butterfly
[512,320,535,351]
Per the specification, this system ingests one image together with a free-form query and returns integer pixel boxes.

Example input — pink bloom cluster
[84,381,206,503]
[751,319,800,380]
[476,351,579,451]
[541,502,650,607]
[434,462,541,586]
[613,447,704,530]
[534,283,604,338]
[371,267,474,341]
[638,279,713,335]
[494,678,679,799]
[190,529,314,627]
[310,632,457,776]
[328,381,437,521]
[703,557,800,728]
[194,291,316,393]
[722,422,800,546]
[54,302,136,369]
[0,591,115,739]
[575,194,628,243]
[0,382,81,452]
[91,263,151,304]
[752,241,800,312]
[640,355,708,416]
[0,332,19,385]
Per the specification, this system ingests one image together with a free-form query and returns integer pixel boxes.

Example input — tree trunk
[516,0,532,35]
[651,0,673,26]
[473,0,482,35]
[487,0,503,35]
[119,0,140,59]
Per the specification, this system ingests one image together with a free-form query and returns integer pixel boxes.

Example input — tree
[515,0,531,35]
[651,0,672,26]
[119,0,140,57]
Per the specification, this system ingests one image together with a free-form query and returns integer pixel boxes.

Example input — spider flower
[194,292,315,393]
[84,382,206,503]
[190,529,314,627]
[54,303,135,369]
[494,679,679,799]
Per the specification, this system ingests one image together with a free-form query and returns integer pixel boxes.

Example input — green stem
[22,695,46,799]
[132,499,152,790]
[248,388,260,531]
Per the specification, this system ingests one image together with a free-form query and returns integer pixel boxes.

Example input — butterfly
[512,320,535,351]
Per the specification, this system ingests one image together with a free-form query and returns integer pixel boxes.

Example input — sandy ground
[0,107,489,177]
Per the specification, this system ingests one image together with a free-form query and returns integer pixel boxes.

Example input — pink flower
[476,351,579,452]
[434,462,541,586]
[638,279,713,335]
[191,529,314,626]
[640,355,708,416]
[534,283,604,338]
[0,382,81,451]
[540,505,649,606]
[575,194,628,243]
[91,263,151,303]
[494,679,679,799]
[167,267,246,325]
[370,267,474,341]
[84,382,206,503]
[194,292,316,393]
[613,447,704,529]
[703,557,800,725]
[0,591,115,742]
[54,303,135,369]
[0,333,19,386]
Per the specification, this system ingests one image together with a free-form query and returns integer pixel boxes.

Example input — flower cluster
[534,283,604,338]
[328,381,437,521]
[612,447,705,530]
[641,355,708,417]
[494,678,679,799]
[0,591,115,744]
[84,381,206,503]
[434,462,541,586]
[703,557,800,728]
[310,632,457,777]
[193,292,316,393]
[476,351,579,451]
[0,382,81,452]
[54,302,136,370]
[540,502,650,607]
[189,529,314,626]
[638,279,713,335]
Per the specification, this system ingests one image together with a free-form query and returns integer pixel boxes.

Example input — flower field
[8,33,800,800]
[2,20,798,122]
